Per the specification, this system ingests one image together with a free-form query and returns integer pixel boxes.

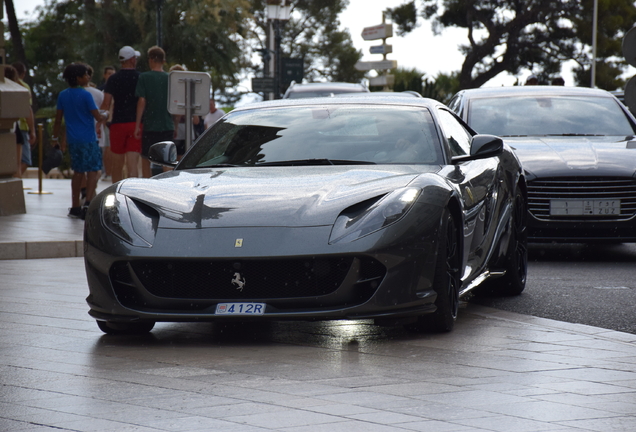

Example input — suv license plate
[215,303,265,315]
[550,200,620,216]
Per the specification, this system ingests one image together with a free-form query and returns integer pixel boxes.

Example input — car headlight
[102,193,158,247]
[329,187,421,244]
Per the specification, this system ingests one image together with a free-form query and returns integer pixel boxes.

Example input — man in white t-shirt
[204,98,224,130]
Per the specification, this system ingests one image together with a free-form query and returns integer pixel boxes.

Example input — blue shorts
[69,141,102,173]
[19,129,32,166]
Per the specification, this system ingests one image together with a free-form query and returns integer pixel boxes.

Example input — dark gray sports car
[450,86,636,242]
[84,96,527,335]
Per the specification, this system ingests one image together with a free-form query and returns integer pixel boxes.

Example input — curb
[0,240,84,260]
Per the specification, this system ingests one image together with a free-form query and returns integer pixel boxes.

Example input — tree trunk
[5,0,28,71]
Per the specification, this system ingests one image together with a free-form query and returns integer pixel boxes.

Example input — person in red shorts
[100,46,141,183]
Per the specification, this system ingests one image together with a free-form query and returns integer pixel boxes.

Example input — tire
[96,320,155,335]
[408,211,461,333]
[479,187,528,296]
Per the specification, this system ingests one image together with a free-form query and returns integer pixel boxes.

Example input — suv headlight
[102,193,158,247]
[329,187,420,244]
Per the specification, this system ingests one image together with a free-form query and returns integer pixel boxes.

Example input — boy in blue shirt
[52,63,106,219]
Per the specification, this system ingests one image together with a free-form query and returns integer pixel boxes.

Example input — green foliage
[9,0,364,108]
[571,0,636,90]
[384,1,418,36]
[392,67,423,94]
[9,0,252,108]
[248,0,365,97]
[381,67,459,104]
[387,0,581,90]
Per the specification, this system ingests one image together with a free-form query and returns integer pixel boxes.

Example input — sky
[13,0,548,88]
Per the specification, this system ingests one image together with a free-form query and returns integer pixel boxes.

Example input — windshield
[467,95,636,137]
[178,105,443,168]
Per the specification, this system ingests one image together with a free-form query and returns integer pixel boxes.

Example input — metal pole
[274,19,281,99]
[591,0,598,88]
[28,124,52,195]
[156,0,164,47]
[185,79,193,151]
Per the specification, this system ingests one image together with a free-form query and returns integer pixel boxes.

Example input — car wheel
[408,211,460,333]
[96,320,155,335]
[480,187,528,296]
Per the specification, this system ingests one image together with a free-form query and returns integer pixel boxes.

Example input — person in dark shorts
[52,63,106,219]
[100,46,141,183]
[134,46,175,177]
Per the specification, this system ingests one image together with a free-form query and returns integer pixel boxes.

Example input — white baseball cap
[118,46,141,61]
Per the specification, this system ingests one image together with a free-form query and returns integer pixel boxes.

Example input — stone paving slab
[0,177,109,259]
[1,258,636,431]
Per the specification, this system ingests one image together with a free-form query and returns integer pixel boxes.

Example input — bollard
[28,124,52,195]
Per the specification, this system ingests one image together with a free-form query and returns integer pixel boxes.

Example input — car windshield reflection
[179,105,444,168]
[467,96,635,137]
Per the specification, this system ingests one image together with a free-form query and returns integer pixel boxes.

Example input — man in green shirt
[134,46,175,178]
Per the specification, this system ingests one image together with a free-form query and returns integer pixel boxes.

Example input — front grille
[118,257,357,300]
[527,177,636,220]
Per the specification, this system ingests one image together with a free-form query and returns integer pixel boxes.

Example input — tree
[248,0,365,97]
[571,0,636,90]
[386,0,580,89]
[8,0,252,108]
[387,67,458,104]
[4,0,27,70]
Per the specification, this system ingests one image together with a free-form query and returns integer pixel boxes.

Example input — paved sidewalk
[1,177,636,431]
[0,177,109,260]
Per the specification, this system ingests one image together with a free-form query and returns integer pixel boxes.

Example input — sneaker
[68,207,82,218]
[80,188,87,206]
[80,202,90,220]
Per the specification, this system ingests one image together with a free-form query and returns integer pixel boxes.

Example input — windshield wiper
[197,163,239,168]
[545,133,604,137]
[255,159,376,166]
[500,135,529,137]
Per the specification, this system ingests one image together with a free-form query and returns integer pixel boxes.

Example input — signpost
[355,60,398,71]
[359,17,397,91]
[252,77,276,94]
[369,75,395,87]
[362,23,393,40]
[370,45,392,55]
[168,71,211,151]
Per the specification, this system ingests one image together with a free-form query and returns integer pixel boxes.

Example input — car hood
[117,166,437,228]
[504,136,636,178]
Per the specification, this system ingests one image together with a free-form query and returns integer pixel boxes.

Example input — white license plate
[550,200,620,216]
[215,302,265,315]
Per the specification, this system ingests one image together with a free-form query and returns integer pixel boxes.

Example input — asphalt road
[470,242,636,335]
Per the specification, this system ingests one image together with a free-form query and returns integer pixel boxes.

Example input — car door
[436,108,502,283]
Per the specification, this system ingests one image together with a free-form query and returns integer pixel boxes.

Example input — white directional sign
[370,44,392,55]
[354,60,398,71]
[362,23,393,41]
[369,75,395,87]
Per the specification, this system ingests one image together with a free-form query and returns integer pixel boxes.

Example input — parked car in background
[450,86,636,243]
[84,95,527,335]
[283,81,369,99]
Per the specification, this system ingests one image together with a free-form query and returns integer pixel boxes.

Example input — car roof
[232,95,442,113]
[286,82,369,93]
[333,91,423,98]
[456,85,617,99]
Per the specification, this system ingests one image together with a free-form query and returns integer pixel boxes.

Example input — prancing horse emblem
[232,272,246,291]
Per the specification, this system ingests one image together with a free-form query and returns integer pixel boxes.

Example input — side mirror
[148,141,178,167]
[452,134,503,163]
